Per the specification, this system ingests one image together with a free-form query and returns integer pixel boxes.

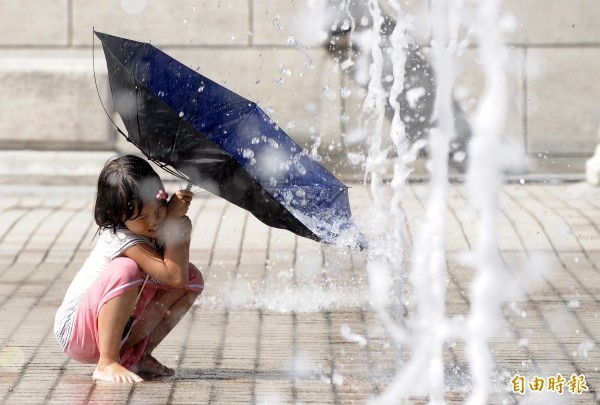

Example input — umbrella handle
[185,183,192,191]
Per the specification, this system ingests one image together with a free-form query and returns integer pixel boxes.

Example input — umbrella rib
[133,87,153,155]
[151,158,189,182]
[169,120,183,165]
[92,32,132,143]
[227,102,258,142]
[95,36,152,153]
[197,100,255,121]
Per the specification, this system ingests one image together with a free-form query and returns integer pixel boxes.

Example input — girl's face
[124,198,167,239]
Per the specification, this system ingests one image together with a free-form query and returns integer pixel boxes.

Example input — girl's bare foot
[132,354,175,377]
[93,361,144,383]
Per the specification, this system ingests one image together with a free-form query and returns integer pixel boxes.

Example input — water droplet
[272,17,283,31]
[279,66,291,77]
[295,161,306,175]
[452,151,467,163]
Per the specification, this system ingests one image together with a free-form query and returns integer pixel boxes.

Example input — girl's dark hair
[94,155,163,233]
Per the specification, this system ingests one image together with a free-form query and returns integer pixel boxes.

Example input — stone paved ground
[0,183,599,404]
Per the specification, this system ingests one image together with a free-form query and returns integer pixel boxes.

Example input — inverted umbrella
[95,31,363,246]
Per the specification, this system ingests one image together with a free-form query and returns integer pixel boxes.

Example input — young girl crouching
[54,155,203,383]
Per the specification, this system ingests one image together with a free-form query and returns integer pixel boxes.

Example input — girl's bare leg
[93,287,144,383]
[124,289,200,376]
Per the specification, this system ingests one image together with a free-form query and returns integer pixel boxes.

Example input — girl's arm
[122,215,192,288]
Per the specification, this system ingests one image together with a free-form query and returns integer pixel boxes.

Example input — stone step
[0,50,112,151]
[0,150,587,187]
[1,49,342,153]
[0,150,114,186]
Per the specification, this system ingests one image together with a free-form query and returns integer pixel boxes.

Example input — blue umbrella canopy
[95,31,363,246]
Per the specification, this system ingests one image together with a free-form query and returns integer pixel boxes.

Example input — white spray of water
[387,0,411,296]
[463,0,510,403]
[362,0,410,360]
[362,0,393,323]
[374,0,462,403]
[378,0,414,374]
[363,0,388,196]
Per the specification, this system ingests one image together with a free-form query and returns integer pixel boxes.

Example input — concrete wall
[0,1,343,156]
[468,0,600,159]
[0,0,598,177]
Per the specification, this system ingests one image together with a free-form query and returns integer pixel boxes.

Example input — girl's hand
[167,189,193,217]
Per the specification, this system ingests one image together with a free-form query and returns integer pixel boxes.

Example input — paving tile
[170,380,212,404]
[88,383,132,403]
[219,311,259,371]
[258,312,293,373]
[255,379,293,404]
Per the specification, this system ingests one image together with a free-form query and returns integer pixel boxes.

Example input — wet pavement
[0,182,599,404]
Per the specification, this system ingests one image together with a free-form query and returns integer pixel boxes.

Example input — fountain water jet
[370,1,461,402]
[362,0,410,374]
[357,0,511,403]
[260,1,513,402]
[463,0,511,403]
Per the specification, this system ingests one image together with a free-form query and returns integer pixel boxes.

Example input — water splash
[353,0,512,403]
[362,0,409,372]
[463,0,511,403]
[378,1,461,401]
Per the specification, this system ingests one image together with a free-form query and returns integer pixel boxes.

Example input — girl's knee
[187,263,204,293]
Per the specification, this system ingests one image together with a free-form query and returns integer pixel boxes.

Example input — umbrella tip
[93,30,107,40]
[355,234,369,251]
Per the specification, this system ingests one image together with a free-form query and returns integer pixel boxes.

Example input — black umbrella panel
[95,31,364,247]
